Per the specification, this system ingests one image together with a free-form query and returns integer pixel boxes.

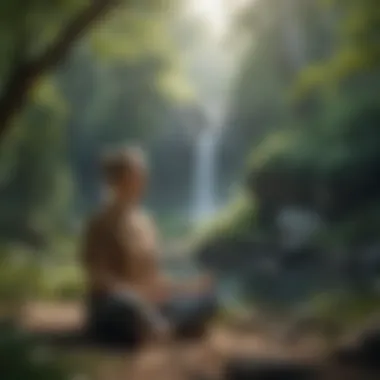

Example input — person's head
[101,146,147,204]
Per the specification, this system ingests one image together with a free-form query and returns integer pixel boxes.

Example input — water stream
[192,117,221,222]
[183,0,244,225]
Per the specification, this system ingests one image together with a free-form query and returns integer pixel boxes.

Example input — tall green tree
[0,0,191,244]
[0,0,176,142]
[206,0,380,245]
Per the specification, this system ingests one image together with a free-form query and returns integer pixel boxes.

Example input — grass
[0,253,84,305]
[0,322,74,380]
[309,291,380,332]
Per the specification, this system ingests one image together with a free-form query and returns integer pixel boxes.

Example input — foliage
[0,0,177,82]
[213,0,380,248]
[315,200,380,248]
[295,0,380,97]
[0,323,72,380]
[0,251,44,304]
[0,97,71,243]
[0,244,83,303]
[0,0,196,242]
[191,192,259,248]
[310,291,380,329]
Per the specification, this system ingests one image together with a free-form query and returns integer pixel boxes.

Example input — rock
[223,358,320,380]
[331,325,380,371]
[283,317,342,345]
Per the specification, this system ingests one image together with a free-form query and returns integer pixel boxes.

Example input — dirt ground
[13,301,329,379]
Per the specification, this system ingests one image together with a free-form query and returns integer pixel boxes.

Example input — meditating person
[81,145,218,351]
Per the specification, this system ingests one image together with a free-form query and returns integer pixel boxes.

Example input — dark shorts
[86,290,218,351]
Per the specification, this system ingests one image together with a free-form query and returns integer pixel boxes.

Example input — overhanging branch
[0,0,120,142]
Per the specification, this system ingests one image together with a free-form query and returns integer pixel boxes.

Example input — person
[81,145,218,351]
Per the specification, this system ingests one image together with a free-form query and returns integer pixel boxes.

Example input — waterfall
[182,2,243,224]
[192,108,222,222]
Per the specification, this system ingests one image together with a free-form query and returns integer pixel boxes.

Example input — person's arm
[141,213,214,298]
[81,217,124,294]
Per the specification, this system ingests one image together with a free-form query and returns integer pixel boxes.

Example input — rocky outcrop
[195,229,380,308]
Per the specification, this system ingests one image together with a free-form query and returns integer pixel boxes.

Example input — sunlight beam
[188,0,229,38]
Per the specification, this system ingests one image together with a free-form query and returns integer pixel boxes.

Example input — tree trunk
[0,0,119,142]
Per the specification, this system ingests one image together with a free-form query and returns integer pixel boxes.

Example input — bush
[0,323,72,380]
[190,192,259,249]
[0,254,45,305]
[37,264,84,301]
[0,247,84,304]
[309,291,380,330]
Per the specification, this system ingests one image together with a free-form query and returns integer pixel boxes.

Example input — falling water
[192,108,222,222]
[183,1,245,224]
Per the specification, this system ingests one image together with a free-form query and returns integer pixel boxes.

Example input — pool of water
[163,257,244,308]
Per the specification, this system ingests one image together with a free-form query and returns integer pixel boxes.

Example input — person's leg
[159,291,221,378]
[160,290,219,337]
[112,289,170,342]
[86,291,169,380]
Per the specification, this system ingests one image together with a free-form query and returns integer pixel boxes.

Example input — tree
[0,0,124,142]
[0,0,175,143]
[205,0,380,245]
[0,0,188,244]
[220,0,329,188]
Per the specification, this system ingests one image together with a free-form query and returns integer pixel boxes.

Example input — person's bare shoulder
[137,208,157,230]
[138,208,154,221]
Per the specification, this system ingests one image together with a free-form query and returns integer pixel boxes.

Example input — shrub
[0,323,72,380]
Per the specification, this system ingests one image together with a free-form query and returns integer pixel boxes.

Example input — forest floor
[13,301,329,379]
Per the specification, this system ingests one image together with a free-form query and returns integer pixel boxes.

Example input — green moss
[310,291,380,329]
[190,192,259,249]
[0,243,84,303]
[316,199,380,247]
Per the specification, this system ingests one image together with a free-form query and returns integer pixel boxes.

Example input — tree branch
[0,0,120,142]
